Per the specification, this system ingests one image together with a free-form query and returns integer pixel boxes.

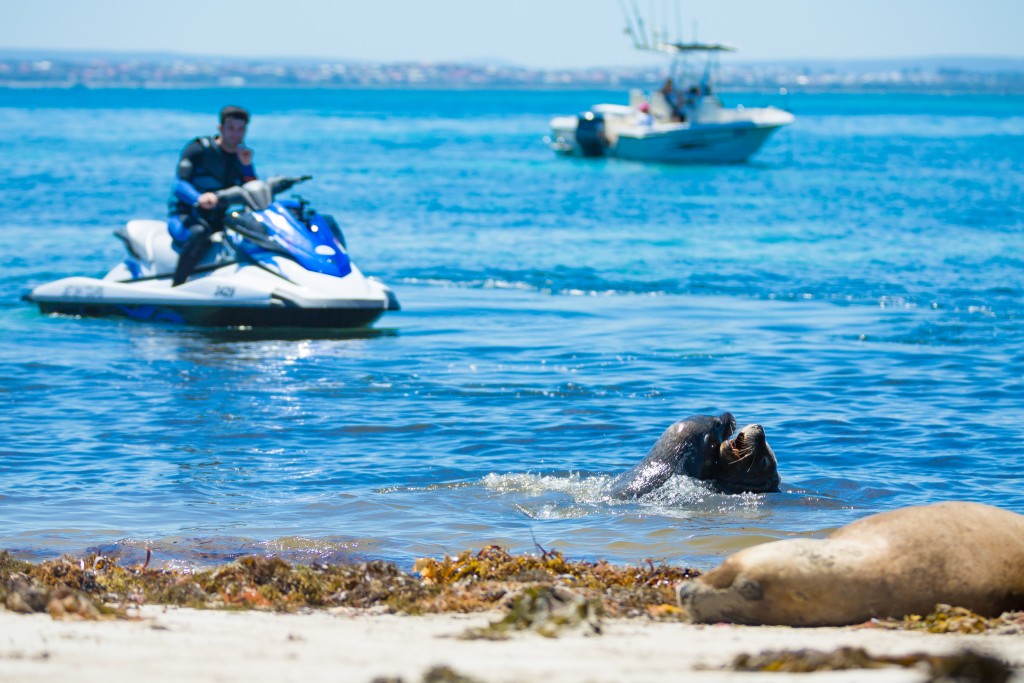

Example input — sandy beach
[1,606,1022,683]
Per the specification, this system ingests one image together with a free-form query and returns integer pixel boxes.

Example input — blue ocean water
[0,87,1022,572]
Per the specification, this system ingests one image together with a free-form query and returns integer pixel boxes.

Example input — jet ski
[23,176,400,328]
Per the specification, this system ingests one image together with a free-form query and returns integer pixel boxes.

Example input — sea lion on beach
[608,412,778,499]
[678,501,1024,626]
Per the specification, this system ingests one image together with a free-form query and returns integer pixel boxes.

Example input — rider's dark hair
[219,105,250,125]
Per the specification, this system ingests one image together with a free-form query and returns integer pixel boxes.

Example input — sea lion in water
[608,413,779,499]
[714,424,781,494]
[678,501,1024,626]
[609,413,735,499]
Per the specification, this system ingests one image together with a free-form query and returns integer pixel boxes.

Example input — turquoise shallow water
[0,88,1022,571]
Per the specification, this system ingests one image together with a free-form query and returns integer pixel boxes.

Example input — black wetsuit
[170,136,256,286]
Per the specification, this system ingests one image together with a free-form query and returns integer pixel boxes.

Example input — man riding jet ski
[23,176,400,328]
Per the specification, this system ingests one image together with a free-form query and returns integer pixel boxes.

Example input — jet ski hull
[24,180,400,330]
[25,265,400,330]
[30,297,392,328]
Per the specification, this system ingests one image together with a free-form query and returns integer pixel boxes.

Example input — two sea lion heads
[608,412,780,499]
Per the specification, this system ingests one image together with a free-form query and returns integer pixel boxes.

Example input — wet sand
[1,606,1022,683]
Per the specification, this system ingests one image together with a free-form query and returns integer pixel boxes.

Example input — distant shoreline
[4,52,1023,95]
[3,82,1024,95]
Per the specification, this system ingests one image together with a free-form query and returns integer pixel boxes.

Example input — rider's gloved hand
[237,144,254,166]
[197,192,219,210]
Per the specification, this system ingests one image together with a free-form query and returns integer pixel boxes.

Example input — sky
[1,0,1022,68]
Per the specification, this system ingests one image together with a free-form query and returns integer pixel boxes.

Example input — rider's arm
[175,142,218,209]
[172,179,202,206]
[173,175,218,210]
[175,141,200,182]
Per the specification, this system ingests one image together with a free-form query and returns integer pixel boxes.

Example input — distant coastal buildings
[1,53,1022,92]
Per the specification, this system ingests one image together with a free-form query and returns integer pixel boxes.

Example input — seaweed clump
[371,665,485,683]
[414,545,699,618]
[891,604,1024,635]
[0,550,425,618]
[1,551,121,620]
[728,647,1012,682]
[199,557,425,611]
[1,546,700,621]
[460,585,602,640]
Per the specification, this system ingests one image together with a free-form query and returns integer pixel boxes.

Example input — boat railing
[692,98,791,126]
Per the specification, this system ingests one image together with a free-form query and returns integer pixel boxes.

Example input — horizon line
[3,47,1024,70]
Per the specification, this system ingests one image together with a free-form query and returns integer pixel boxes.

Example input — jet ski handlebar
[268,175,313,194]
[214,175,313,211]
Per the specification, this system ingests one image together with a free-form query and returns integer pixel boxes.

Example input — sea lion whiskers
[730,440,754,463]
[728,445,760,476]
[735,449,757,472]
[723,431,755,466]
[713,425,780,494]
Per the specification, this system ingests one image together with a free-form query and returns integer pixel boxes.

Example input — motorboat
[23,176,400,328]
[547,16,794,164]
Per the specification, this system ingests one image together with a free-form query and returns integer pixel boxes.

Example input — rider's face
[218,116,247,152]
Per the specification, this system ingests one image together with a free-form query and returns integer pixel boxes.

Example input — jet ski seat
[115,220,180,274]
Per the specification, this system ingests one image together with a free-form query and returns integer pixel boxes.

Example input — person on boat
[168,105,257,287]
[634,101,654,126]
[659,78,685,122]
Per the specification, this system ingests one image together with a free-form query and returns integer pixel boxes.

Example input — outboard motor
[574,111,607,157]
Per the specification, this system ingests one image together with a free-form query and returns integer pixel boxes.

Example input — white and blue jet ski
[24,176,400,328]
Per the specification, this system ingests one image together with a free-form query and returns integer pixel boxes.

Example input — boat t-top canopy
[620,0,739,55]
[653,41,737,54]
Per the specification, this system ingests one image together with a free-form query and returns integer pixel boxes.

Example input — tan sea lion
[678,501,1024,626]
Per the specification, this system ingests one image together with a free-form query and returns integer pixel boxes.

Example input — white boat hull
[613,120,787,164]
[549,102,794,164]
